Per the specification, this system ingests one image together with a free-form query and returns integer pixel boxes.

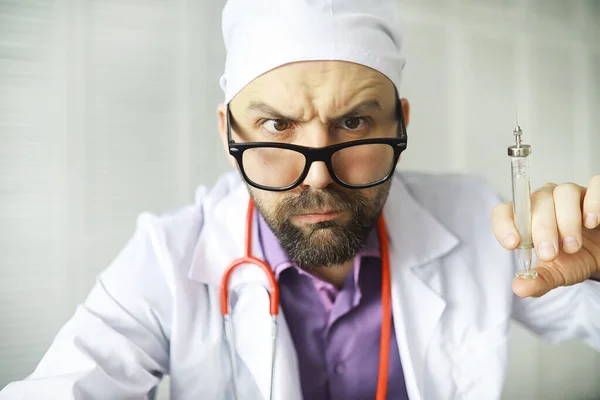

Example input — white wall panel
[400,22,451,173]
[464,32,517,195]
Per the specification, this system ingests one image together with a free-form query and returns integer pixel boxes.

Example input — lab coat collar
[188,171,461,399]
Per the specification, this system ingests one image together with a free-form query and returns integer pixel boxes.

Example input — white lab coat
[1,171,599,400]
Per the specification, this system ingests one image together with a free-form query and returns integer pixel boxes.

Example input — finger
[512,265,560,298]
[492,202,519,249]
[583,174,600,230]
[512,244,598,298]
[553,182,584,254]
[531,184,559,262]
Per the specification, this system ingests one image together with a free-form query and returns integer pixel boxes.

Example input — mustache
[276,187,369,216]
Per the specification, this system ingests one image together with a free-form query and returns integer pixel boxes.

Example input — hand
[492,175,600,298]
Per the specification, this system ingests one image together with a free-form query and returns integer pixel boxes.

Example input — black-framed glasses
[227,98,408,192]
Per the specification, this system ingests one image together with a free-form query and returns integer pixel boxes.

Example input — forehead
[230,61,396,114]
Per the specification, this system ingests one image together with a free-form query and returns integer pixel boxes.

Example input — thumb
[511,267,560,298]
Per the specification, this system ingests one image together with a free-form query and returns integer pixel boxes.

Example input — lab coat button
[335,362,346,374]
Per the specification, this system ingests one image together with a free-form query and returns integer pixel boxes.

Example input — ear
[400,98,410,127]
[217,103,237,169]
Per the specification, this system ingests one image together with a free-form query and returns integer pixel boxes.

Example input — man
[2,0,599,399]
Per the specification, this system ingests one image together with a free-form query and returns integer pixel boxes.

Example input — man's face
[219,61,407,269]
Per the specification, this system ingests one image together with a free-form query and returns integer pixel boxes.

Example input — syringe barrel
[510,156,533,249]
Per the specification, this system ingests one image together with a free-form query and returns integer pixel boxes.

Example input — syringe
[508,124,538,280]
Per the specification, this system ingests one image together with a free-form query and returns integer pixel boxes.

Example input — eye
[263,119,289,133]
[341,117,366,131]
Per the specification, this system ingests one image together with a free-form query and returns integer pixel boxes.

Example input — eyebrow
[336,99,383,119]
[245,99,384,121]
[245,101,296,120]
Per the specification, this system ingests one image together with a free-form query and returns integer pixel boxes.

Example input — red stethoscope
[220,199,392,400]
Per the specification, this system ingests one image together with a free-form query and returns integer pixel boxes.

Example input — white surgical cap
[219,0,406,104]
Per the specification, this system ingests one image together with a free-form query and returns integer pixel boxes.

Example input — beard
[251,181,391,270]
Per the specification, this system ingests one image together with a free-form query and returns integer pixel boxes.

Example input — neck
[307,259,354,289]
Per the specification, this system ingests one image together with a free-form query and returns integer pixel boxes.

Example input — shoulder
[397,171,515,260]
[88,172,243,337]
[98,171,243,297]
[398,170,501,208]
[396,171,502,237]
[127,171,242,275]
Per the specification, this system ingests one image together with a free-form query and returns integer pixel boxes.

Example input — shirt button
[335,362,346,374]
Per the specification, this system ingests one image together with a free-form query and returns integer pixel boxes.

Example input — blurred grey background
[1,0,599,399]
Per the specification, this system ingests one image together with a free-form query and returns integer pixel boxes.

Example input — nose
[297,123,336,190]
[300,160,334,190]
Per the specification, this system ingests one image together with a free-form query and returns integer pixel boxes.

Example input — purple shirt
[257,212,409,400]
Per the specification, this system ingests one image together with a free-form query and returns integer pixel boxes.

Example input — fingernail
[502,233,518,247]
[538,241,556,260]
[585,213,598,229]
[563,237,579,253]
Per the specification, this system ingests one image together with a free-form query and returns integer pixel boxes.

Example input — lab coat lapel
[188,177,302,400]
[384,175,460,399]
